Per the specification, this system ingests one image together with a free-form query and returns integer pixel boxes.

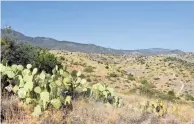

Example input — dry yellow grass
[1,92,194,124]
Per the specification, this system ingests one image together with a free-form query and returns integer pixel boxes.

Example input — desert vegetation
[1,28,194,123]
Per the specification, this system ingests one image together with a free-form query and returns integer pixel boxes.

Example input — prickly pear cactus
[34,86,41,94]
[65,96,72,105]
[1,63,122,118]
[6,70,15,78]
[17,65,24,71]
[40,91,50,110]
[32,105,42,117]
[32,68,38,75]
[39,71,46,80]
[18,88,27,98]
[51,98,61,109]
[91,83,122,106]
[13,85,19,93]
[144,99,167,117]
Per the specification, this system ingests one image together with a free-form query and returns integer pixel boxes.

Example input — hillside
[49,50,194,123]
[1,29,194,124]
[2,1,194,123]
[51,50,194,96]
[1,29,185,56]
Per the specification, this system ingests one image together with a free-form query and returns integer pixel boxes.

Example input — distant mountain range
[1,29,185,56]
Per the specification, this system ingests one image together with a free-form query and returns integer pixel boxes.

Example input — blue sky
[1,2,194,52]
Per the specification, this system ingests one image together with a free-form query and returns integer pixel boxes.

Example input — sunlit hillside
[1,1,194,124]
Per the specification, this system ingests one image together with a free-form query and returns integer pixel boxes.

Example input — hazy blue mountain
[1,29,185,55]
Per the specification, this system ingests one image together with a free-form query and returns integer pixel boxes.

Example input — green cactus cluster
[1,63,122,117]
[142,99,183,120]
[92,83,123,107]
[143,99,167,117]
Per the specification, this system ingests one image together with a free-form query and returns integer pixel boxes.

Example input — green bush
[154,77,160,80]
[87,78,92,82]
[109,72,118,77]
[128,73,135,81]
[79,74,85,79]
[35,51,62,73]
[1,39,40,66]
[1,29,61,74]
[71,70,78,77]
[185,94,194,101]
[60,56,65,61]
[84,66,94,73]
[141,79,156,90]
[141,79,148,85]
[167,90,175,96]
[73,62,79,65]
[138,86,154,97]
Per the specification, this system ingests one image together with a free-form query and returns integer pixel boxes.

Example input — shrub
[128,73,135,81]
[167,90,175,97]
[185,94,194,101]
[154,77,160,80]
[141,79,148,85]
[60,56,65,61]
[98,61,103,64]
[84,66,94,73]
[73,62,79,65]
[35,51,62,74]
[87,78,91,82]
[138,86,154,97]
[1,39,40,66]
[1,30,61,74]
[79,74,85,79]
[139,79,156,96]
[109,72,118,77]
[71,70,78,77]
